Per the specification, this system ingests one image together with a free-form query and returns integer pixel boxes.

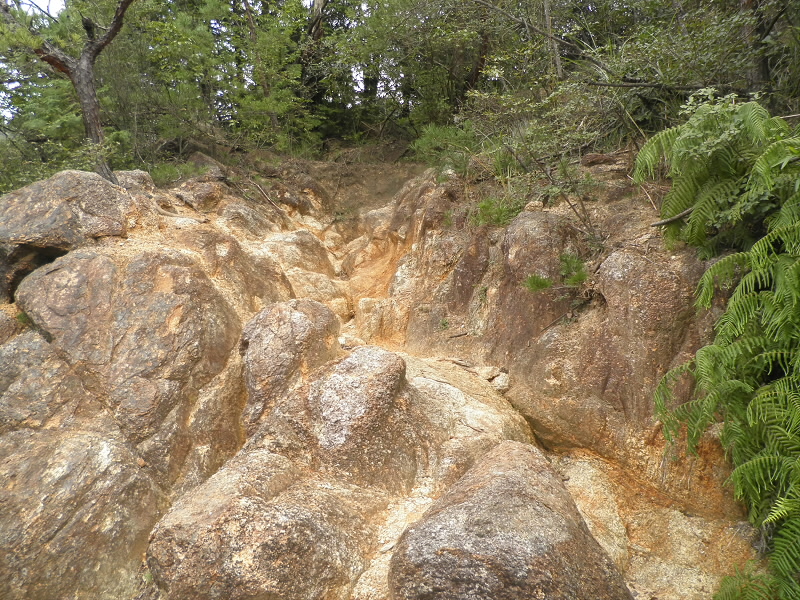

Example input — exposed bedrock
[147,310,543,599]
[389,441,633,600]
[0,162,757,600]
[345,167,736,517]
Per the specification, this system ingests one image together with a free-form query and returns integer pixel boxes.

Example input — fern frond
[729,455,796,500]
[750,137,800,191]
[764,425,800,457]
[633,126,681,183]
[685,191,721,246]
[696,252,750,308]
[716,292,765,342]
[770,376,800,397]
[732,269,774,300]
[644,100,800,598]
[769,194,800,230]
[775,575,800,600]
[736,102,773,146]
[714,562,778,600]
[654,360,696,442]
[670,393,721,451]
[763,116,792,141]
[717,336,771,368]
[770,516,800,579]
[764,490,800,524]
[660,174,703,220]
[748,384,800,432]
[747,349,794,379]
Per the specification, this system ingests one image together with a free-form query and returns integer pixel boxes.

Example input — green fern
[715,562,779,600]
[640,98,800,599]
[635,97,800,255]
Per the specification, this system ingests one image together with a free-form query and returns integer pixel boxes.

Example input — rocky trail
[0,152,757,599]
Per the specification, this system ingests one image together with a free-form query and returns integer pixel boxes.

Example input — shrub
[559,252,587,287]
[149,161,208,187]
[523,274,554,292]
[411,122,481,176]
[470,195,526,227]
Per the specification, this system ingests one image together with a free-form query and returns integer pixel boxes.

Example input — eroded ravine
[0,154,756,600]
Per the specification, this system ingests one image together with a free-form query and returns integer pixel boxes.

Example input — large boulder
[240,299,341,436]
[388,441,634,600]
[262,229,336,276]
[256,346,423,494]
[147,450,386,600]
[146,345,534,600]
[0,331,167,600]
[0,170,135,250]
[14,244,244,488]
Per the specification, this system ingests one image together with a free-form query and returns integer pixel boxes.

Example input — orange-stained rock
[240,299,341,436]
[389,441,633,600]
[0,170,135,251]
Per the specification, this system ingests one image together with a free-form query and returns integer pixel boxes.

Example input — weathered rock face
[240,299,341,435]
[147,450,386,600]
[257,346,422,493]
[263,229,337,276]
[0,160,758,600]
[146,289,537,600]
[345,167,738,516]
[14,246,243,487]
[338,162,755,597]
[0,331,168,600]
[0,172,303,598]
[552,451,757,600]
[0,170,136,251]
[389,441,633,600]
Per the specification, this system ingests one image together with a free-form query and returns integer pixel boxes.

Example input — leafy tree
[2,0,799,190]
[0,0,136,182]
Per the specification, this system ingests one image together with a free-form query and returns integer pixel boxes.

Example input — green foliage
[411,122,481,175]
[149,162,208,187]
[523,253,587,294]
[5,0,800,175]
[559,253,588,287]
[634,92,797,256]
[715,562,779,600]
[523,274,554,292]
[470,195,526,228]
[0,136,127,194]
[643,100,800,599]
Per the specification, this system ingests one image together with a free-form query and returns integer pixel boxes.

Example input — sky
[26,0,64,15]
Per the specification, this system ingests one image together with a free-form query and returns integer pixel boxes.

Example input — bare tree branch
[651,207,694,227]
[24,0,59,23]
[759,3,789,43]
[0,0,136,183]
[88,0,136,59]
[585,81,697,90]
[467,0,614,75]
[1,0,74,73]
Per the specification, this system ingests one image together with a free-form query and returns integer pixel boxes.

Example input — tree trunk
[742,0,781,93]
[71,56,118,184]
[543,0,562,79]
[241,0,280,129]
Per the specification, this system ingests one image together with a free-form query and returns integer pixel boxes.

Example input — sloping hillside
[0,153,756,600]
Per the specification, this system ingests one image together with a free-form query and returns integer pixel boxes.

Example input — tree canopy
[1,0,798,191]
